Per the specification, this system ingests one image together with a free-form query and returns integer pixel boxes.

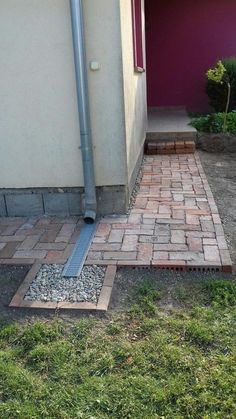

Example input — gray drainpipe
[70,0,97,223]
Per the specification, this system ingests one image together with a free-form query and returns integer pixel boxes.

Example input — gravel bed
[24,265,106,304]
[127,158,144,213]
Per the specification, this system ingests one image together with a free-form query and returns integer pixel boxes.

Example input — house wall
[146,0,236,112]
[0,0,126,191]
[120,0,147,189]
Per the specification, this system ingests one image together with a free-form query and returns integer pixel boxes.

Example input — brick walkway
[86,153,232,272]
[0,153,232,273]
[0,216,83,265]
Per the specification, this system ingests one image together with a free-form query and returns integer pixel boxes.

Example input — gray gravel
[127,158,144,213]
[24,264,106,303]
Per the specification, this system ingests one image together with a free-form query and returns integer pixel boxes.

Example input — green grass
[0,279,236,418]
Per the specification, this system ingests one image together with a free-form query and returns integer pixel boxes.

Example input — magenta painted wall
[145,0,236,111]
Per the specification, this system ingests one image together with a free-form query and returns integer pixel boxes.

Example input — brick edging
[9,263,117,312]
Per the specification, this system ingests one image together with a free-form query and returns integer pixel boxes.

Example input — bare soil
[198,150,236,266]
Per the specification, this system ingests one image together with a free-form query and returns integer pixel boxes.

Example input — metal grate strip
[62,222,98,277]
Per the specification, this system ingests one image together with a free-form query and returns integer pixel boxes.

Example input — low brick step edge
[145,139,196,155]
[146,131,197,141]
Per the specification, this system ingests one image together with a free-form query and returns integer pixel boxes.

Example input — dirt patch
[0,265,30,324]
[109,267,233,311]
[197,134,236,153]
[198,150,236,267]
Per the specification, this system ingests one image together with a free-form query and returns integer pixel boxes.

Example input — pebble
[127,160,143,213]
[24,264,106,303]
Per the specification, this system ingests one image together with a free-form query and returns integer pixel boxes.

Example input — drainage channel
[62,222,98,277]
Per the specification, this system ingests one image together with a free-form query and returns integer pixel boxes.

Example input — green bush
[206,58,236,112]
[191,112,236,134]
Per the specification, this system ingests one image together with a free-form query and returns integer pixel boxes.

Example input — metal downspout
[70,0,97,223]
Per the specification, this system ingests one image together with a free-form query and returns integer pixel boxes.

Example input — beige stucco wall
[0,0,127,189]
[119,0,147,186]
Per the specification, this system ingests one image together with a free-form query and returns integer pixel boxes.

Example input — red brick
[212,214,221,224]
[55,223,76,242]
[156,141,166,150]
[204,246,220,262]
[154,244,188,251]
[175,141,185,148]
[159,205,171,214]
[165,141,175,150]
[93,237,107,244]
[13,250,47,259]
[187,236,203,252]
[96,223,111,237]
[152,260,186,268]
[153,251,168,260]
[85,260,117,266]
[217,236,228,250]
[222,265,233,273]
[40,224,62,242]
[172,209,185,220]
[201,220,215,233]
[63,244,74,259]
[112,223,140,230]
[220,250,232,266]
[46,250,64,262]
[91,243,121,252]
[121,235,138,251]
[128,213,142,224]
[214,224,225,236]
[137,243,153,262]
[0,235,26,242]
[35,242,67,250]
[2,223,23,236]
[169,252,203,261]
[103,266,117,287]
[146,201,159,210]
[146,145,157,155]
[0,242,21,258]
[18,235,41,250]
[202,238,217,245]
[186,214,200,225]
[171,230,185,244]
[97,286,113,311]
[103,252,137,261]
[108,229,124,243]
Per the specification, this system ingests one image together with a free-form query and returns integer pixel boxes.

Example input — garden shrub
[206,58,236,112]
[191,112,236,134]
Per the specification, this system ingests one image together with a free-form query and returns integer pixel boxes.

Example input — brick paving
[0,216,83,265]
[86,153,232,272]
[145,139,196,155]
[0,153,232,273]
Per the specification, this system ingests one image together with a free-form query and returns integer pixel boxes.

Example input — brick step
[145,139,196,155]
[146,131,197,142]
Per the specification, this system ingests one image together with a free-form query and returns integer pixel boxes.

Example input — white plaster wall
[119,0,147,185]
[0,0,127,188]
[83,0,127,186]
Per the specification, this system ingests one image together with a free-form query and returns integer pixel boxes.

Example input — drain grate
[62,222,98,278]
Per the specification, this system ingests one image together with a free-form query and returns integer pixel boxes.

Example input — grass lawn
[0,277,236,418]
